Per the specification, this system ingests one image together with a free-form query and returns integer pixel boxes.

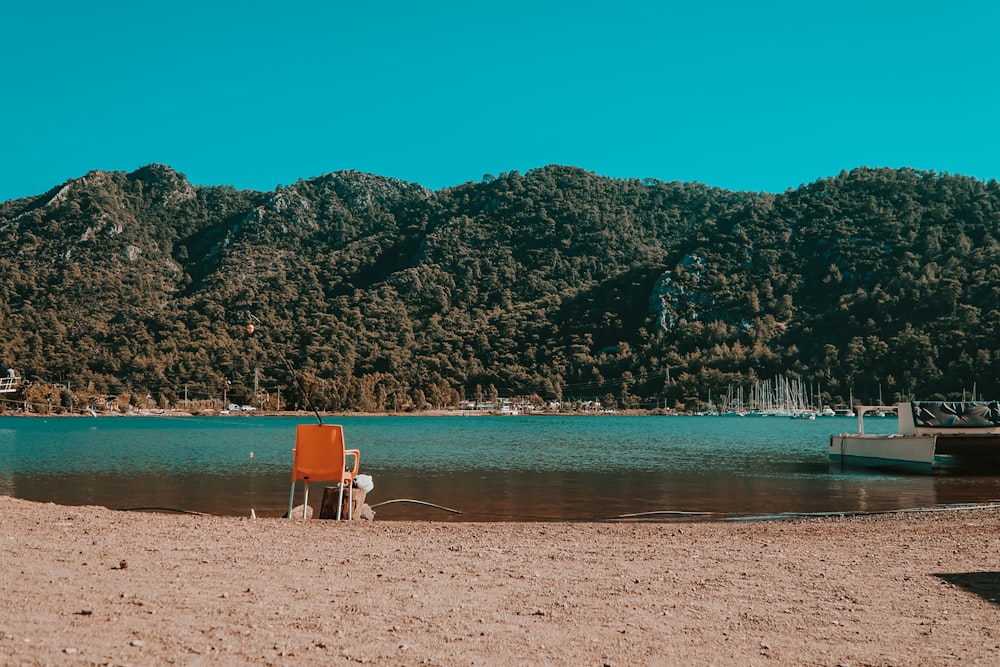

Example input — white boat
[829,401,1000,473]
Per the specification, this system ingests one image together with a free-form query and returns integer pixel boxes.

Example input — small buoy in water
[249,452,254,458]
[247,323,255,334]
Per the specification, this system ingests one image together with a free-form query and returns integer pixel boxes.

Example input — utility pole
[254,367,260,410]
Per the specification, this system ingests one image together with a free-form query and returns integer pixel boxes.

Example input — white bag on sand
[355,474,374,493]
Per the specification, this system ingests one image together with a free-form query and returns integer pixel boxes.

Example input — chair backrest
[291,424,347,483]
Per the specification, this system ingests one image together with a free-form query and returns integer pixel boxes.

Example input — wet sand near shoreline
[2,495,1000,666]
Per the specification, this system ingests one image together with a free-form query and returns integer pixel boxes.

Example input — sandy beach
[2,495,999,666]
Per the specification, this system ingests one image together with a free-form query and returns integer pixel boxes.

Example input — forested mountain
[2,164,998,413]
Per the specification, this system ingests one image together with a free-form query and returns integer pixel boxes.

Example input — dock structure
[0,370,21,393]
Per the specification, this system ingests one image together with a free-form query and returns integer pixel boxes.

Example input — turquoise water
[1,414,997,520]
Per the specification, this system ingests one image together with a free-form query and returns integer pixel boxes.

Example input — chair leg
[302,482,310,520]
[336,483,345,520]
[348,485,354,520]
[287,482,296,519]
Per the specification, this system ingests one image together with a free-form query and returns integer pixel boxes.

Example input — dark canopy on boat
[911,401,1000,428]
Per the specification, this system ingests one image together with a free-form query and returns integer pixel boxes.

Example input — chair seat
[289,425,360,520]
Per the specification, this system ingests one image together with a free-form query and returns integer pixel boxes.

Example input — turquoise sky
[2,1,998,201]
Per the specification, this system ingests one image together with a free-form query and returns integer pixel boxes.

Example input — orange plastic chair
[288,424,360,520]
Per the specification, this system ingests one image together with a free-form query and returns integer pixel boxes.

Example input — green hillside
[2,164,998,412]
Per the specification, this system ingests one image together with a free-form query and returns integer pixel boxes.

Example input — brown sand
[2,496,999,666]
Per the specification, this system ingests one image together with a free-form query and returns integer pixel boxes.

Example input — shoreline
[0,408,853,418]
[0,408,661,418]
[3,495,999,665]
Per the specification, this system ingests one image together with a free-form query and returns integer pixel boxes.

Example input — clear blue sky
[2,1,998,202]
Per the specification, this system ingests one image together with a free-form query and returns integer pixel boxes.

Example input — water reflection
[1,415,999,520]
[8,464,991,522]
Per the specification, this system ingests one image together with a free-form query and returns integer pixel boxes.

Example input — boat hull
[829,434,936,473]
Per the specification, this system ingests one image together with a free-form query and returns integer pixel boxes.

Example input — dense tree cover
[1,164,998,412]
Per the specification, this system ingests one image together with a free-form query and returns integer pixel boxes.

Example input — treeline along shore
[3,164,1000,414]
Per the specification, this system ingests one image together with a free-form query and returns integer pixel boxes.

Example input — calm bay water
[2,414,999,521]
